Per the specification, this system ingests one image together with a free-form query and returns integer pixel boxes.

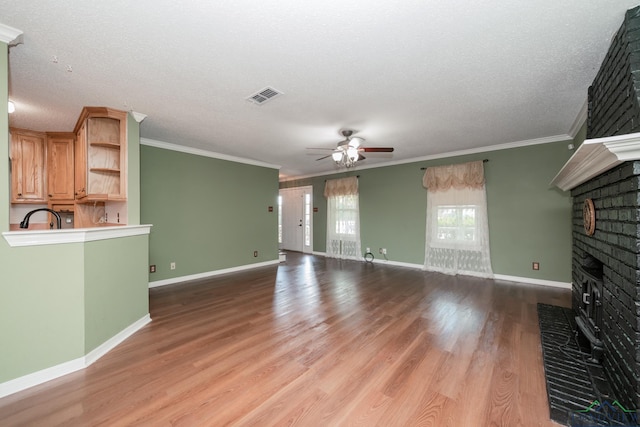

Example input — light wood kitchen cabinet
[46,132,75,200]
[10,128,47,203]
[74,107,127,201]
[74,120,87,199]
[9,106,129,228]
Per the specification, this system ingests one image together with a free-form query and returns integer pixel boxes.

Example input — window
[333,195,358,235]
[435,205,478,245]
[325,177,361,260]
[277,195,282,244]
[422,161,492,278]
[304,193,311,247]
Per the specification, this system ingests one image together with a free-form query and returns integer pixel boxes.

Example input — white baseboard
[0,357,85,400]
[0,314,151,399]
[372,258,423,269]
[148,260,280,288]
[84,314,151,366]
[493,274,571,289]
[314,252,571,289]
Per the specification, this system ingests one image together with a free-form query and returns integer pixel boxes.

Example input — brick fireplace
[552,5,640,411]
[570,162,640,408]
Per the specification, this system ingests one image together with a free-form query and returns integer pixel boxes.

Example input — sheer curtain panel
[325,176,362,260]
[423,161,493,278]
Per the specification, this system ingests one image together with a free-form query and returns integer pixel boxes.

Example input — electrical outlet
[383,248,387,255]
[532,262,540,270]
[149,265,156,273]
[170,262,176,270]
[253,250,258,257]
[366,247,371,253]
[379,248,383,254]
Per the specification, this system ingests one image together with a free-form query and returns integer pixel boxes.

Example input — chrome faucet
[20,208,62,230]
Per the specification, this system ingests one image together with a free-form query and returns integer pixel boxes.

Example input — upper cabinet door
[10,129,47,203]
[46,132,75,200]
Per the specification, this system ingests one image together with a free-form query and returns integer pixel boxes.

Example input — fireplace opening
[575,253,604,364]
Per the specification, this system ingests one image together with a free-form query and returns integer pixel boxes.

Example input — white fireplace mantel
[551,132,640,191]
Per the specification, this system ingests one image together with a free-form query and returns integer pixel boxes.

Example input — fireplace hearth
[575,255,605,364]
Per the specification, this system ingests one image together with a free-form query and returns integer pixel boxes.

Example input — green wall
[84,235,149,353]
[127,114,141,225]
[1,43,8,230]
[0,240,85,382]
[281,139,577,282]
[0,234,149,383]
[140,145,280,283]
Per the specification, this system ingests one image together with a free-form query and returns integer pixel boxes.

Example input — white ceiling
[2,1,638,179]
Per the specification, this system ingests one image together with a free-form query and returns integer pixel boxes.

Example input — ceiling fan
[310,130,394,168]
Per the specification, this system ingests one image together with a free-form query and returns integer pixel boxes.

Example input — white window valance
[324,176,359,198]
[422,160,485,192]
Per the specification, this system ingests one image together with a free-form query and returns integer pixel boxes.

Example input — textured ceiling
[2,1,638,179]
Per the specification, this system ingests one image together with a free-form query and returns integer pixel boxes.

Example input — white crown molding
[3,224,152,247]
[0,23,22,45]
[130,111,147,123]
[149,259,280,288]
[141,137,281,170]
[551,132,640,191]
[280,133,573,182]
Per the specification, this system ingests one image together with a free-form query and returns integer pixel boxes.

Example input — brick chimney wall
[588,6,640,139]
[573,5,640,408]
[571,162,640,408]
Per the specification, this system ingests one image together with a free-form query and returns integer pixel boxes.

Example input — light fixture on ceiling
[332,131,364,168]
[8,100,15,114]
[310,129,394,168]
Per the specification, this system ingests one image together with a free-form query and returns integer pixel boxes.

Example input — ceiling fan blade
[361,147,394,153]
[307,147,337,151]
[316,154,333,161]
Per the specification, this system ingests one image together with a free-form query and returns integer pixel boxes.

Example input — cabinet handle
[17,193,22,196]
[48,194,52,197]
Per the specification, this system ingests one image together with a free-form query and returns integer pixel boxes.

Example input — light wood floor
[0,253,569,426]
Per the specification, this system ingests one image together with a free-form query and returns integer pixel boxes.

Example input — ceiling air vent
[246,87,283,105]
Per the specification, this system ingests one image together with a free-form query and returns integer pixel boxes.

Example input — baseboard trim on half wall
[312,251,571,289]
[148,260,281,288]
[84,314,152,366]
[0,314,151,399]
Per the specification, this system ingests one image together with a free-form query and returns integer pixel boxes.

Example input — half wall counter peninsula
[9,107,130,231]
[1,103,151,399]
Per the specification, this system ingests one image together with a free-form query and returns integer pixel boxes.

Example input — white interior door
[279,186,313,253]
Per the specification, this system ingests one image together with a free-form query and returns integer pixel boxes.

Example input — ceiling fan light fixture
[309,128,394,169]
[349,137,363,148]
[347,146,359,161]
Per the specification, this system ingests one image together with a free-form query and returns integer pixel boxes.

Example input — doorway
[279,186,313,253]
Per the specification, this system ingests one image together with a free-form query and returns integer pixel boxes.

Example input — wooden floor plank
[0,252,569,426]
